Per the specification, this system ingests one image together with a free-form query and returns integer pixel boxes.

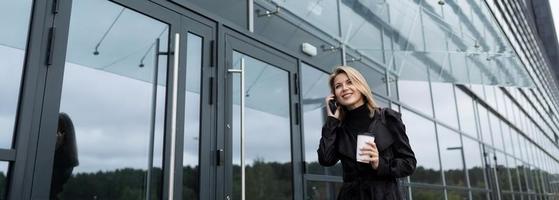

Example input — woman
[318,66,416,200]
[51,112,79,200]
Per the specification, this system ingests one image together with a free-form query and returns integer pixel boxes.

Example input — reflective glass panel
[455,89,477,138]
[437,125,466,186]
[232,52,292,199]
[398,80,433,117]
[0,0,33,148]
[351,59,388,96]
[477,105,492,145]
[447,189,469,200]
[260,0,339,37]
[491,119,505,151]
[340,1,385,63]
[509,158,521,192]
[305,181,342,200]
[471,191,489,200]
[431,83,458,128]
[411,188,444,200]
[496,151,511,192]
[301,63,342,176]
[54,1,168,199]
[183,33,203,199]
[401,109,441,184]
[518,162,528,192]
[501,193,513,200]
[462,137,486,188]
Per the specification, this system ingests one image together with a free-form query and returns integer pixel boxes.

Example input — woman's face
[333,73,364,110]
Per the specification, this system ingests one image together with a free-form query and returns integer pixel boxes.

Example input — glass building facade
[0,0,558,199]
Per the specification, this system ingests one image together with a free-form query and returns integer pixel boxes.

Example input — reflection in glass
[462,137,486,188]
[258,0,339,37]
[471,191,489,200]
[0,0,33,148]
[509,158,522,192]
[56,0,167,199]
[0,162,7,198]
[305,181,342,200]
[477,105,492,145]
[232,52,292,199]
[411,188,444,200]
[436,125,466,186]
[352,61,388,96]
[401,109,441,184]
[183,33,203,199]
[447,189,468,200]
[495,151,511,192]
[431,83,458,128]
[398,80,433,117]
[340,1,385,63]
[301,63,342,176]
[455,89,477,138]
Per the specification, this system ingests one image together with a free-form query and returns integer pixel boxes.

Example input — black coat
[317,107,416,200]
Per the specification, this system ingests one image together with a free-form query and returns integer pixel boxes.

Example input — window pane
[509,158,521,192]
[55,0,168,199]
[518,162,528,192]
[456,89,477,138]
[398,81,433,117]
[492,120,505,152]
[265,0,339,37]
[496,151,511,192]
[305,181,342,200]
[477,105,492,145]
[501,193,513,200]
[340,2,384,63]
[447,189,468,200]
[471,191,490,200]
[437,125,466,186]
[462,137,486,188]
[352,60,388,96]
[0,0,33,148]
[182,33,203,199]
[301,63,342,176]
[231,52,293,200]
[401,109,441,184]
[431,83,458,128]
[411,188,444,200]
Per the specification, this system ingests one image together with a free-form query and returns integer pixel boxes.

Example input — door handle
[228,58,245,200]
[168,33,180,200]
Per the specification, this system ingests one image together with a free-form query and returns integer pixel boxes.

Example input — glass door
[23,0,214,199]
[43,0,180,199]
[222,32,302,200]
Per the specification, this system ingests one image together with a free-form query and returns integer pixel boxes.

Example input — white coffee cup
[356,135,375,163]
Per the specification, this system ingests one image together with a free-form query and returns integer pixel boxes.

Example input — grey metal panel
[168,0,247,30]
[0,150,16,162]
[8,0,57,199]
[29,0,73,198]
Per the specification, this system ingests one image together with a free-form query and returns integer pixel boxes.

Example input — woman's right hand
[325,94,340,119]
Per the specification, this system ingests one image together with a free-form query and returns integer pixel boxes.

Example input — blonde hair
[329,66,379,121]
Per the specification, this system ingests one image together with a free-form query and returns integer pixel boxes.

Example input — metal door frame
[219,28,304,200]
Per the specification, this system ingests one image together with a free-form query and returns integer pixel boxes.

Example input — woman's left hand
[359,141,379,169]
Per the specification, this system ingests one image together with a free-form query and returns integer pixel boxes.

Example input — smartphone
[328,99,338,114]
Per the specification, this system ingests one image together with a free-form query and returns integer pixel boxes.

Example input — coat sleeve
[374,109,416,178]
[317,116,341,166]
